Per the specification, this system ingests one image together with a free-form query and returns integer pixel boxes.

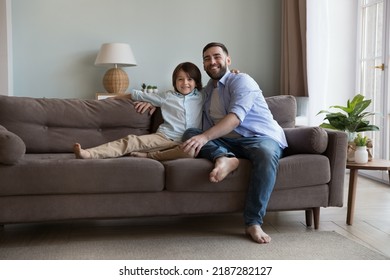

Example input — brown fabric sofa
[0,95,347,228]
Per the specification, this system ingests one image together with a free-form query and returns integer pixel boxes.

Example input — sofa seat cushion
[164,154,330,192]
[164,158,251,192]
[275,154,330,189]
[0,154,165,196]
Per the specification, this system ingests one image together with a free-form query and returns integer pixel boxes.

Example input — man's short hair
[202,42,229,56]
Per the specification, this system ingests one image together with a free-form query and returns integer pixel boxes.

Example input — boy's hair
[172,62,203,92]
[202,42,229,56]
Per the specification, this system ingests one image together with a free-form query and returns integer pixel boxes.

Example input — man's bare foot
[130,152,148,158]
[209,156,239,183]
[245,225,271,244]
[73,143,92,159]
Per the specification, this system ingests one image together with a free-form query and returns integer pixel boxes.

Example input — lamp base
[103,68,129,93]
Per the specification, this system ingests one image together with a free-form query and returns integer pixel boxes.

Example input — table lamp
[95,43,137,94]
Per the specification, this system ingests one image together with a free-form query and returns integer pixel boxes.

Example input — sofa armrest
[323,129,348,206]
[283,127,347,207]
[0,125,26,165]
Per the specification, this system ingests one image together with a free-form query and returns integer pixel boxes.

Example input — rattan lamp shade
[95,43,137,94]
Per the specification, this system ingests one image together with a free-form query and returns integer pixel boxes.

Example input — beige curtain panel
[281,0,308,97]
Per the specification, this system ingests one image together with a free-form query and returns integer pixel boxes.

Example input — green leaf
[316,94,379,133]
[319,123,336,129]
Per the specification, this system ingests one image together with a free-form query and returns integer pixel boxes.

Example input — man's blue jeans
[183,128,283,226]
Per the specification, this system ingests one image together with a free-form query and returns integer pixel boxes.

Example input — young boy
[74,62,203,161]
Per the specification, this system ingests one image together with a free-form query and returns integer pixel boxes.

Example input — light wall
[10,0,282,99]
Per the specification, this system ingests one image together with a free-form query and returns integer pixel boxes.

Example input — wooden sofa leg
[305,208,320,229]
[313,207,320,229]
[305,209,312,227]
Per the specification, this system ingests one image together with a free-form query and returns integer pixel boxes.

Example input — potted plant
[353,133,369,164]
[317,94,379,161]
[141,83,146,92]
[317,94,379,141]
[354,133,368,147]
[152,86,158,93]
[146,85,153,93]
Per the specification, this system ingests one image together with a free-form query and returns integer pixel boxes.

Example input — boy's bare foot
[130,152,148,158]
[245,225,271,244]
[73,143,92,159]
[209,156,239,183]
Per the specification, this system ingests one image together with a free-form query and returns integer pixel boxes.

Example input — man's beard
[206,64,227,80]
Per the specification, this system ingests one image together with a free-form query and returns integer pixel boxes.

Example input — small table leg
[346,169,359,225]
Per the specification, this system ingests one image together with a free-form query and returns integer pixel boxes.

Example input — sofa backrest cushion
[0,96,153,153]
[265,95,296,128]
[0,94,296,153]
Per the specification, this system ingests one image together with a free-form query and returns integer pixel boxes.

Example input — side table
[346,159,390,225]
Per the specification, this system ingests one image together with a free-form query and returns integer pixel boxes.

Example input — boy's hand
[134,101,156,115]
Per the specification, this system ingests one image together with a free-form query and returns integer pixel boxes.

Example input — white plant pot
[354,146,368,164]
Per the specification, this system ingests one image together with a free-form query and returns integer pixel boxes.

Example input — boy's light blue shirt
[202,71,288,148]
[132,89,203,142]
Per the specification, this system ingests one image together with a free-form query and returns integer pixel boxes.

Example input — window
[357,0,390,182]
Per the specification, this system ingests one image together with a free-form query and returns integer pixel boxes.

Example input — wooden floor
[264,174,390,258]
[1,173,389,259]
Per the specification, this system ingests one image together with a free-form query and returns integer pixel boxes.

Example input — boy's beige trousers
[87,132,193,161]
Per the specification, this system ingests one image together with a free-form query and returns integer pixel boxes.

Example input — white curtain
[306,0,358,126]
[306,0,329,126]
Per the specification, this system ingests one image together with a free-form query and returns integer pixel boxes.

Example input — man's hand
[181,134,209,157]
[181,113,240,157]
[134,101,156,115]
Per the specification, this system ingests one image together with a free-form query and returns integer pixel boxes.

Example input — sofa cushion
[283,126,328,156]
[0,96,153,153]
[275,154,331,189]
[265,95,296,128]
[164,154,330,192]
[0,125,26,165]
[164,158,251,192]
[0,154,165,196]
